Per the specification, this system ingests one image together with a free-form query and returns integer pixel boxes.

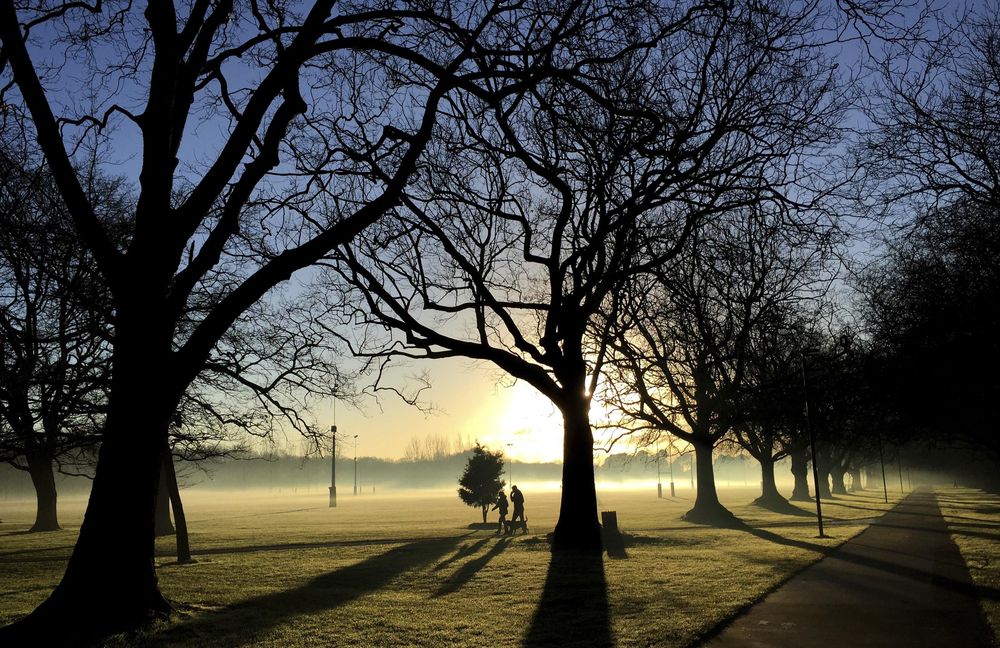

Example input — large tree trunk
[0,326,177,644]
[849,466,863,492]
[752,456,789,510]
[789,449,811,501]
[815,451,833,500]
[27,454,60,532]
[481,505,488,524]
[154,456,174,537]
[830,465,848,495]
[551,398,602,554]
[163,451,191,564]
[682,437,739,526]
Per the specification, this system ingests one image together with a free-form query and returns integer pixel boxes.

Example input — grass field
[0,483,943,647]
[937,487,1000,643]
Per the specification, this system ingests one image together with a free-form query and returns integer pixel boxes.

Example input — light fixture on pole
[353,434,358,496]
[506,442,514,487]
[876,428,889,503]
[800,350,826,538]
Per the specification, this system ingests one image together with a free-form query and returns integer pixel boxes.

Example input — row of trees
[1,0,996,642]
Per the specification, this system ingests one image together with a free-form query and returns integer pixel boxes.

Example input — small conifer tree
[458,444,505,523]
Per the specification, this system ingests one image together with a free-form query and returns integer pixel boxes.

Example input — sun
[486,381,564,464]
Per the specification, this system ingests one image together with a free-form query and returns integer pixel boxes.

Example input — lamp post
[667,436,676,497]
[800,351,826,538]
[876,428,889,503]
[656,441,663,498]
[897,449,905,494]
[507,442,514,487]
[329,425,338,508]
[353,434,358,495]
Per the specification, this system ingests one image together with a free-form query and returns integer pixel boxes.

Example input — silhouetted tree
[0,149,120,532]
[457,444,505,524]
[733,312,811,510]
[863,6,1000,209]
[860,200,1000,463]
[331,0,848,548]
[0,0,586,639]
[604,203,834,525]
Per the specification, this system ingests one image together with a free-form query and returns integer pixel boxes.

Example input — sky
[313,356,569,464]
[16,0,990,467]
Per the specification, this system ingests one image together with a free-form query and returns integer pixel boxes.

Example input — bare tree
[0,0,590,639]
[603,203,834,525]
[863,5,1000,210]
[732,311,812,511]
[330,0,849,547]
[0,149,120,532]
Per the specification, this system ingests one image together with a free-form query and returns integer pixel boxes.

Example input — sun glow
[477,380,622,465]
[478,381,564,464]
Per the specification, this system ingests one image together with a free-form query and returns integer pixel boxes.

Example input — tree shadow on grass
[741,523,1000,603]
[433,538,491,572]
[157,537,461,647]
[523,552,612,648]
[751,497,813,517]
[434,537,510,597]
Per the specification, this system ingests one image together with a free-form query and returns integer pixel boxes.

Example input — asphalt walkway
[702,490,995,647]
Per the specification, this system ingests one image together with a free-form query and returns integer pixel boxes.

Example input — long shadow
[741,516,1000,604]
[836,499,997,525]
[523,552,612,648]
[0,544,76,560]
[154,533,466,560]
[158,537,461,646]
[875,521,1000,543]
[433,538,491,572]
[434,537,510,597]
[751,499,813,517]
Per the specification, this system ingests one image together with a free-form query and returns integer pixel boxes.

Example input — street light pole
[656,441,662,499]
[667,436,676,497]
[876,429,889,503]
[800,352,826,538]
[897,449,905,494]
[507,442,514,487]
[353,434,358,496]
[329,425,337,508]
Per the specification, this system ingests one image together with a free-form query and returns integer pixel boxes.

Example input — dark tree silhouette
[0,149,120,532]
[330,0,848,550]
[0,0,589,640]
[457,444,505,524]
[860,200,1000,463]
[863,6,1000,210]
[604,204,834,525]
[733,313,812,511]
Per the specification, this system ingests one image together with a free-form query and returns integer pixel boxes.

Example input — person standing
[510,485,525,527]
[492,491,509,533]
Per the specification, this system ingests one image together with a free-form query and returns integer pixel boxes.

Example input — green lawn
[937,487,1000,644]
[0,484,912,646]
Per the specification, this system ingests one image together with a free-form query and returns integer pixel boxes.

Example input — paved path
[703,490,995,647]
